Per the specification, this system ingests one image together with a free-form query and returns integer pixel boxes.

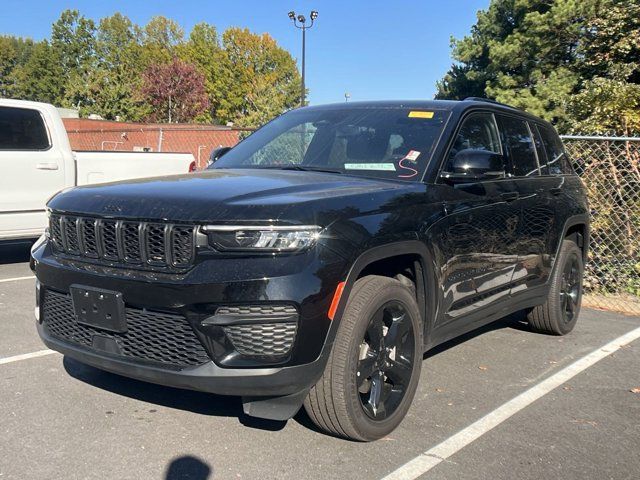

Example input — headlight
[202,225,321,252]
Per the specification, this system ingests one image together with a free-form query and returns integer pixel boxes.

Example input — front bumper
[37,321,325,397]
[32,239,348,400]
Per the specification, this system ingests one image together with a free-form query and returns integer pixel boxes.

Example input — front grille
[42,289,211,368]
[216,305,298,358]
[49,213,195,270]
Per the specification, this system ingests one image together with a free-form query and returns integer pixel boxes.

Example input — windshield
[212,107,450,181]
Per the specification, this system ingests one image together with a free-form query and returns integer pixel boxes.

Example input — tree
[10,41,64,104]
[139,16,184,67]
[568,0,640,134]
[88,13,147,120]
[435,0,601,129]
[0,36,36,98]
[436,0,640,135]
[0,10,303,127]
[215,28,301,127]
[51,9,97,109]
[178,22,221,122]
[139,58,209,123]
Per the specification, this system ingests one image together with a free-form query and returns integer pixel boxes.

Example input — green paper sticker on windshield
[344,163,396,171]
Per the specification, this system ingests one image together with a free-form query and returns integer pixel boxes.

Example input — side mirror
[440,149,506,182]
[207,146,232,167]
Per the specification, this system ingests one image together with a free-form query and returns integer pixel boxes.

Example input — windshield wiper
[277,165,343,174]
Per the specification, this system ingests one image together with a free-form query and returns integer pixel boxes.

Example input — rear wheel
[528,240,584,335]
[304,275,423,441]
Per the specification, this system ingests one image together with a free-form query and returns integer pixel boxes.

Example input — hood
[48,169,419,224]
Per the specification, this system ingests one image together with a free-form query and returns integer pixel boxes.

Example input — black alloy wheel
[357,301,415,420]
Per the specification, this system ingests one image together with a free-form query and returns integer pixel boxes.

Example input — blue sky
[0,0,489,105]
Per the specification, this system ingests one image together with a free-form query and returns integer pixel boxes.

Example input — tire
[528,239,584,335]
[304,275,423,441]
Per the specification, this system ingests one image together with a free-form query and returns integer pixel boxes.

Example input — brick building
[63,118,248,169]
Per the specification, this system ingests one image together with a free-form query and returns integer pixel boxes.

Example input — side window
[445,113,501,167]
[530,123,549,175]
[0,106,50,150]
[498,115,539,177]
[537,125,573,175]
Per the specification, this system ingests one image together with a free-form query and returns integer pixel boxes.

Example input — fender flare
[321,240,438,353]
[556,213,590,263]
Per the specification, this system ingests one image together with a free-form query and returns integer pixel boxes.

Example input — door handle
[550,187,562,196]
[35,163,59,170]
[500,192,519,202]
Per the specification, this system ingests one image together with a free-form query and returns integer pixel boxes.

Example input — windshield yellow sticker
[344,163,396,171]
[408,111,434,119]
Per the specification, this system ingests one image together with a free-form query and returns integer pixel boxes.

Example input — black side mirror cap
[207,146,232,167]
[440,149,506,182]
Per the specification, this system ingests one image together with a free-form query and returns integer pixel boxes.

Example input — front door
[431,112,520,325]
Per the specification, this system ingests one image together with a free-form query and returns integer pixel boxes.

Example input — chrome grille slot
[171,226,195,267]
[63,216,80,254]
[49,214,64,251]
[48,212,195,271]
[146,224,167,265]
[122,222,142,263]
[80,218,99,257]
[101,220,119,260]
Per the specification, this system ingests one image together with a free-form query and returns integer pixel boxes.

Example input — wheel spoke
[368,371,384,416]
[357,354,376,389]
[368,308,385,347]
[386,356,413,387]
[384,313,407,348]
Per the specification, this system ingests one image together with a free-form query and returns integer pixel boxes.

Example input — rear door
[495,114,556,293]
[0,106,66,236]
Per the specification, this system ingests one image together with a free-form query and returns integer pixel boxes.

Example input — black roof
[301,98,546,123]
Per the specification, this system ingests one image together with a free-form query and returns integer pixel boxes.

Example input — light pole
[288,10,318,107]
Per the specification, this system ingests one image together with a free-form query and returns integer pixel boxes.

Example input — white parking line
[0,275,35,284]
[0,349,57,366]
[383,325,640,480]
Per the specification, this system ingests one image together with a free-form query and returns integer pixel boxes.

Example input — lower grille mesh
[42,290,210,368]
[216,304,298,358]
[224,323,298,358]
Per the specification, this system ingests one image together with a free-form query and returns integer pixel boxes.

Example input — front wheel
[528,239,584,335]
[304,275,423,441]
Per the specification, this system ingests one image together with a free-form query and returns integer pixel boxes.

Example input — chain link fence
[562,135,640,315]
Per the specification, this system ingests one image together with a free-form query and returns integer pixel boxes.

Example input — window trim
[0,106,53,152]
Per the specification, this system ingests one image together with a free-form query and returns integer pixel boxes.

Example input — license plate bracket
[70,285,127,333]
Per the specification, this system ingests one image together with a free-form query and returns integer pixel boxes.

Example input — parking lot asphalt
[1,242,639,480]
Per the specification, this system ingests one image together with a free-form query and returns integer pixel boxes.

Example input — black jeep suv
[32,99,589,441]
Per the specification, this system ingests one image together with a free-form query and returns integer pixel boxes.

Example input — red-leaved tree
[140,58,209,123]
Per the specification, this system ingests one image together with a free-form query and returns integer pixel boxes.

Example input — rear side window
[536,124,573,175]
[445,112,501,168]
[497,115,539,177]
[0,106,50,151]
[530,123,549,175]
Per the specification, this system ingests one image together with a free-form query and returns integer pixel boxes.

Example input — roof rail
[463,97,520,110]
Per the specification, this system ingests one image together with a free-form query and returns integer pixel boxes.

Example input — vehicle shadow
[0,241,34,265]
[164,455,212,480]
[62,356,288,432]
[62,312,532,438]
